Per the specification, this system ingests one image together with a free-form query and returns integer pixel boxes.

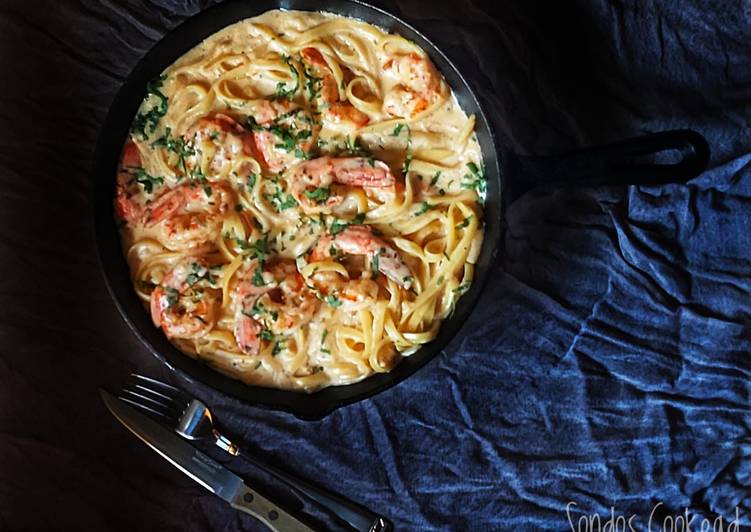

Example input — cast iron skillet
[94,0,710,420]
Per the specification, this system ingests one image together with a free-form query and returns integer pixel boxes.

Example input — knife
[101,389,314,532]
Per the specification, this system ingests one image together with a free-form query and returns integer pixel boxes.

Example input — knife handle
[230,483,314,532]
[235,449,391,532]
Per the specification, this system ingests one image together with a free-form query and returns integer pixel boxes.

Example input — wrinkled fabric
[0,0,749,530]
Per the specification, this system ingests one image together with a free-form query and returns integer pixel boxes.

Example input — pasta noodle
[114,9,485,391]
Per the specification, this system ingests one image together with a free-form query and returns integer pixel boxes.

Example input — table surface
[1,0,749,530]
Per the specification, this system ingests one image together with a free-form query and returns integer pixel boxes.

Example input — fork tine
[130,373,193,406]
[122,384,183,418]
[120,378,182,421]
[118,393,177,422]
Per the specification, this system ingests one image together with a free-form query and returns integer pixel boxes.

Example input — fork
[120,374,390,532]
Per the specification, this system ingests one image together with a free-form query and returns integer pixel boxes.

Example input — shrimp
[233,258,319,355]
[247,99,318,174]
[184,114,256,176]
[300,47,370,131]
[115,141,144,223]
[289,156,395,214]
[144,182,235,251]
[150,258,218,339]
[311,225,413,289]
[382,52,442,118]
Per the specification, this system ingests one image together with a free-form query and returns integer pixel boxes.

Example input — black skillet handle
[502,129,710,201]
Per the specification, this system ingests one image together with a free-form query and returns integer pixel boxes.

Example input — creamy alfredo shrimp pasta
[115,10,485,391]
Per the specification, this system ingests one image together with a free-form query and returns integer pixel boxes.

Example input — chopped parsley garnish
[246,234,270,261]
[456,215,473,229]
[321,329,331,354]
[392,123,406,136]
[203,185,212,197]
[303,186,331,203]
[129,167,163,194]
[337,135,370,157]
[272,340,286,356]
[430,171,441,187]
[367,156,376,167]
[403,275,414,285]
[165,287,179,307]
[461,162,487,195]
[248,109,313,157]
[372,252,380,276]
[453,282,471,295]
[251,266,265,287]
[402,154,413,175]
[185,262,216,287]
[324,295,342,308]
[272,127,297,152]
[279,194,298,210]
[275,56,300,100]
[151,127,197,178]
[260,328,274,341]
[437,275,445,285]
[329,219,348,235]
[415,201,433,216]
[131,75,168,139]
[329,212,365,235]
[247,173,257,192]
[303,67,322,101]
[266,184,298,212]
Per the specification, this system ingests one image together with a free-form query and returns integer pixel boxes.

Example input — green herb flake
[324,295,343,308]
[402,154,413,175]
[430,171,441,187]
[415,201,433,216]
[453,282,471,295]
[165,287,179,307]
[251,266,265,287]
[275,56,300,100]
[303,186,331,204]
[272,340,285,356]
[456,215,473,229]
[461,162,487,195]
[131,75,169,139]
[150,127,197,178]
[329,219,349,235]
[247,234,270,261]
[129,167,164,194]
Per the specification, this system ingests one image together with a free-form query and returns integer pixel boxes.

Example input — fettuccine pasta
[114,10,485,391]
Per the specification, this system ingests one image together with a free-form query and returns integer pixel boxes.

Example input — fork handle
[235,448,391,532]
